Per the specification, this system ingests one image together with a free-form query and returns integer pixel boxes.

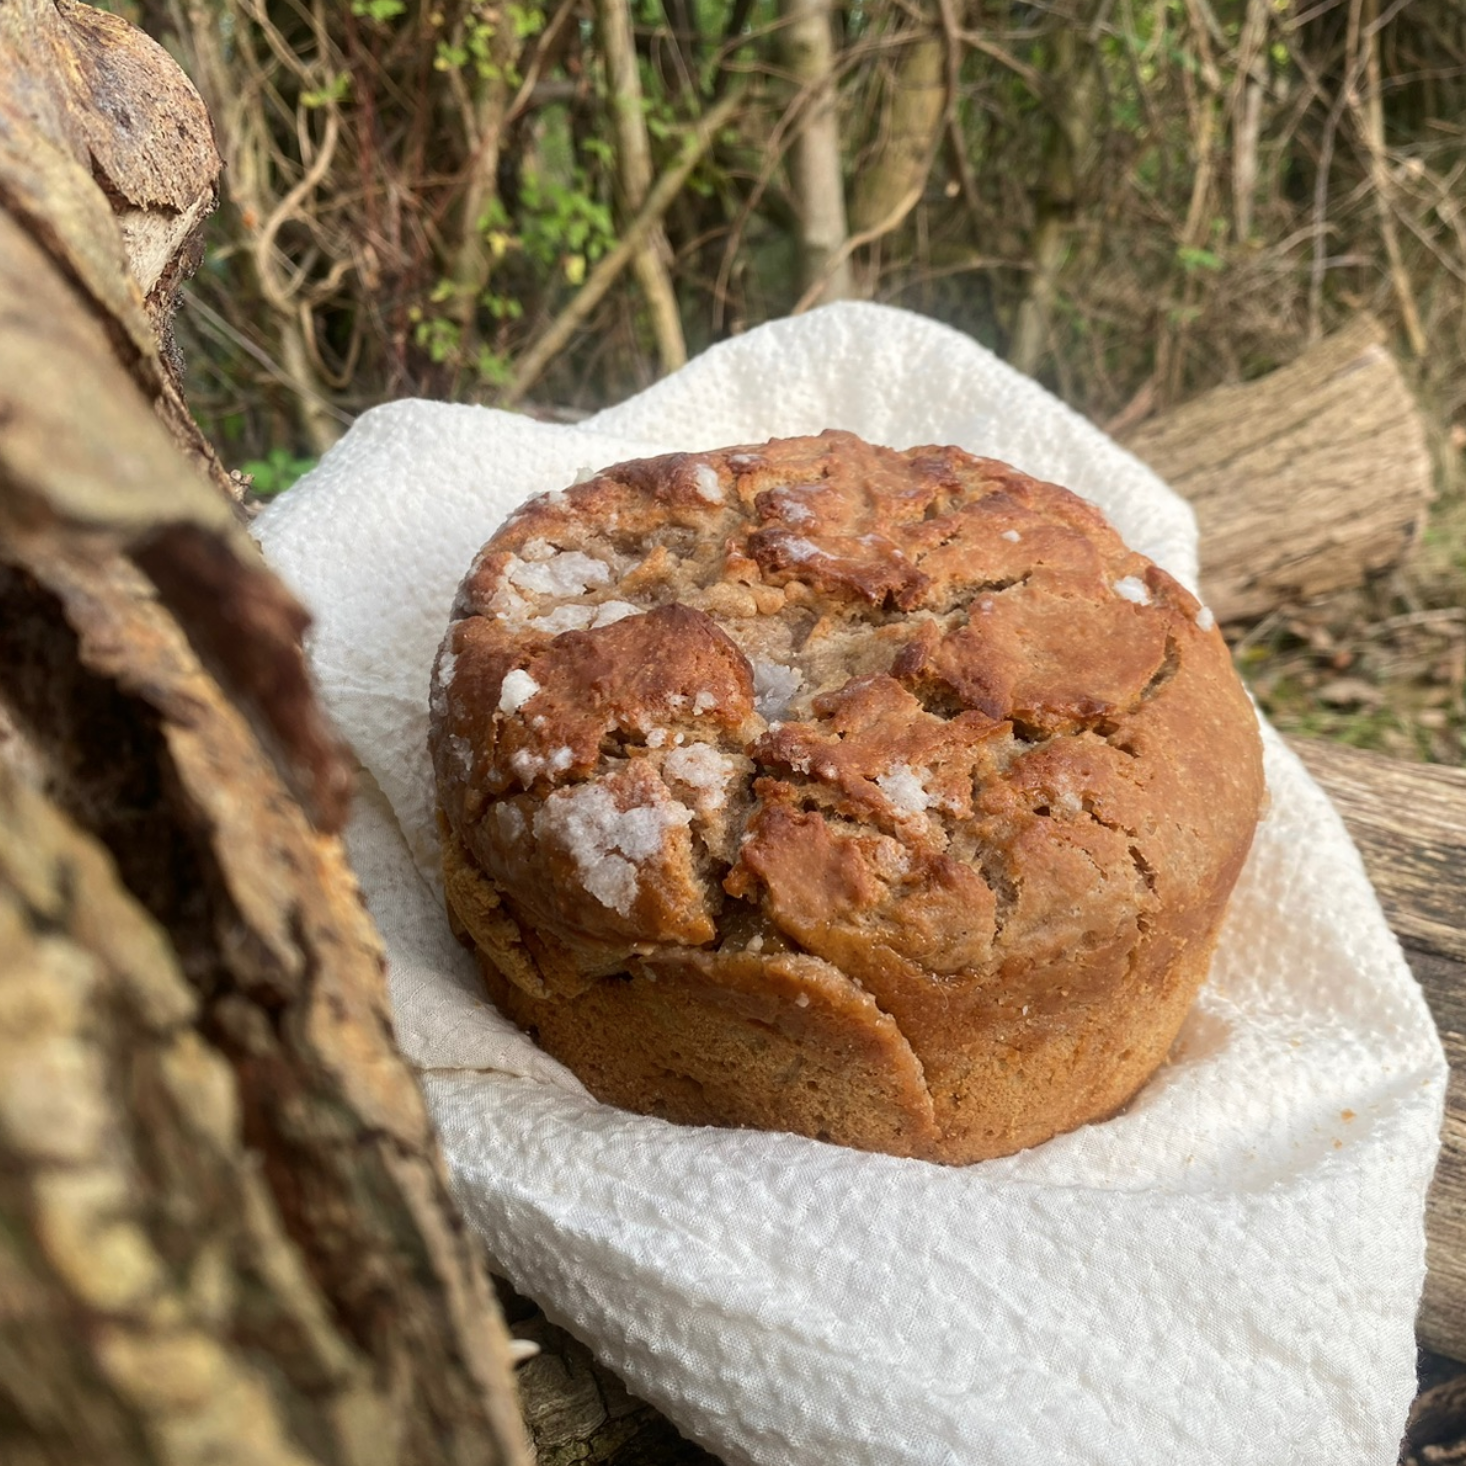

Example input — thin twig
[183,292,355,427]
[935,0,985,244]
[505,0,584,124]
[791,179,924,314]
[599,0,688,370]
[951,27,1043,93]
[1355,0,1427,354]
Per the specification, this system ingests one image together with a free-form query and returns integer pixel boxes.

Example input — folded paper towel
[256,303,1446,1466]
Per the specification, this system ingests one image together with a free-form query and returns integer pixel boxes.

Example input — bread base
[449,828,1218,1164]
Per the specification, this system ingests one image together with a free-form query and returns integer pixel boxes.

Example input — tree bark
[499,1285,718,1464]
[598,0,688,373]
[849,27,946,286]
[1123,315,1435,623]
[1010,20,1101,377]
[0,0,237,502]
[0,5,531,1462]
[444,12,522,380]
[1229,0,1270,245]
[779,0,855,305]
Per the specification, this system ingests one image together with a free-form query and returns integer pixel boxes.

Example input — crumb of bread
[510,749,544,784]
[593,600,639,627]
[498,668,539,714]
[876,764,932,818]
[1113,575,1151,605]
[692,463,724,503]
[665,743,737,811]
[432,648,457,722]
[529,604,595,634]
[506,548,612,598]
[449,733,471,778]
[494,803,526,839]
[752,659,803,720]
[534,783,692,916]
[777,536,829,563]
[764,487,817,525]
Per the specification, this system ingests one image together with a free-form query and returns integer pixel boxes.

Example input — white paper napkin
[256,302,1447,1466]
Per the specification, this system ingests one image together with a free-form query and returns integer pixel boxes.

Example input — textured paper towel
[256,303,1447,1466]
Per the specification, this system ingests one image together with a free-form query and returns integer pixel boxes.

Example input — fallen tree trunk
[0,4,529,1462]
[1125,315,1435,623]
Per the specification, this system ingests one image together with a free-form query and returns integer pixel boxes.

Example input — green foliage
[518,172,615,278]
[475,347,514,388]
[158,0,1466,546]
[507,3,545,41]
[1254,679,1446,763]
[412,312,463,366]
[484,292,523,321]
[301,72,350,108]
[433,2,543,83]
[1176,246,1225,273]
[351,0,406,20]
[145,0,1466,763]
[240,448,317,498]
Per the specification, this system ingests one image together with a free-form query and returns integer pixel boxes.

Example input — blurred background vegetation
[118,0,1465,761]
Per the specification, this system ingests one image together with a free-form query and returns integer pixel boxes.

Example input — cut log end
[1124,316,1434,623]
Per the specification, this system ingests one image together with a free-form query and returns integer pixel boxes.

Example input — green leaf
[476,347,514,388]
[414,316,462,364]
[301,72,351,108]
[507,2,545,39]
[1176,245,1225,273]
[351,0,406,20]
[240,448,318,498]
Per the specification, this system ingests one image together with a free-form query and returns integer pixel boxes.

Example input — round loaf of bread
[430,430,1265,1163]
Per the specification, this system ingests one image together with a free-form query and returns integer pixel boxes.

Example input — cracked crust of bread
[430,430,1266,1164]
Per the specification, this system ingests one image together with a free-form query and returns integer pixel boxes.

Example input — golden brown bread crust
[430,430,1265,1163]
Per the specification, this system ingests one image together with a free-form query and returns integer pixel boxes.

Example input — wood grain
[1291,738,1466,1363]
[1291,738,1466,965]
[1404,946,1466,1366]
